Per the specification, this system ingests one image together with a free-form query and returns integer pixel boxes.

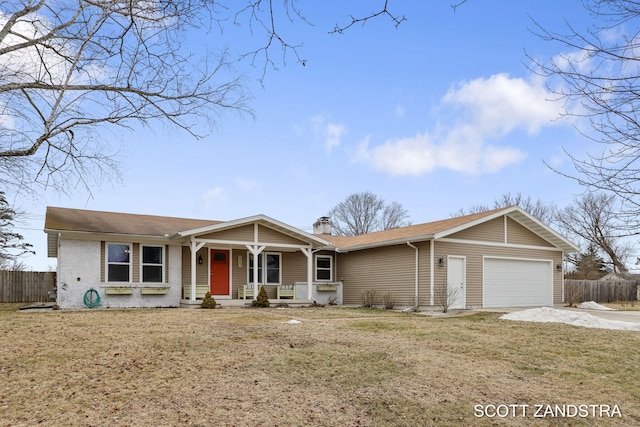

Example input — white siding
[57,238,182,309]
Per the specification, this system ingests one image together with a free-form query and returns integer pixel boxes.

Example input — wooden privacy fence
[564,279,638,304]
[0,271,56,303]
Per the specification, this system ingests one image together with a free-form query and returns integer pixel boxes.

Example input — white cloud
[201,186,226,208]
[356,73,561,176]
[324,122,346,154]
[311,115,346,154]
[443,73,560,135]
[235,178,258,191]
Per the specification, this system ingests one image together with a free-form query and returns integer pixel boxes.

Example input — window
[142,246,164,283]
[265,253,280,284]
[248,253,263,284]
[107,243,131,282]
[315,255,332,281]
[248,252,281,284]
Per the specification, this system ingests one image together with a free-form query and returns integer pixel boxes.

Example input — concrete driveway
[562,306,640,324]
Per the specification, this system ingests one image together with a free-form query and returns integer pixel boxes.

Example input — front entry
[447,256,466,309]
[210,249,230,295]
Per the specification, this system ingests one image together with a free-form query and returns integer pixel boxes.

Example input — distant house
[44,206,577,309]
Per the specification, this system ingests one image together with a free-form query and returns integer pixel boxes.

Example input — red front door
[210,249,230,295]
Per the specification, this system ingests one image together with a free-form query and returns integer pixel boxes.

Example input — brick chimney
[313,216,332,235]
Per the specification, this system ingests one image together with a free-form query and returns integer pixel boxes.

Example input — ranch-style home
[44,205,578,309]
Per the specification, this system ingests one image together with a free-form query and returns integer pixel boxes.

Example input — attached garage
[483,257,553,308]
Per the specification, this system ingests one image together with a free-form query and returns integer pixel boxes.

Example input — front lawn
[1,305,638,426]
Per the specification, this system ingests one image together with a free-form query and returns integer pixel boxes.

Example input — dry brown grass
[1,304,639,426]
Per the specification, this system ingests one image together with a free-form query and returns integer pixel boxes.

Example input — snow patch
[577,301,616,311]
[285,319,301,324]
[500,307,640,331]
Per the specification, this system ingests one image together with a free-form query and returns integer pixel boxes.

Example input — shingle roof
[45,206,221,237]
[45,205,577,254]
[318,208,510,250]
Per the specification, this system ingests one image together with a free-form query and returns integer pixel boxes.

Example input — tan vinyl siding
[282,251,308,284]
[338,244,416,306]
[447,217,505,243]
[434,241,563,307]
[415,241,433,306]
[258,225,308,245]
[231,249,245,299]
[132,243,140,283]
[199,224,254,241]
[506,218,555,247]
[181,246,209,296]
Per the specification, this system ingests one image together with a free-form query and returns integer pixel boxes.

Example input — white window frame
[247,251,282,285]
[106,242,132,283]
[141,245,165,283]
[315,255,333,281]
[264,252,282,285]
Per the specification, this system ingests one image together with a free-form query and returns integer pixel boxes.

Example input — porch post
[301,247,313,300]
[246,245,266,300]
[190,241,206,301]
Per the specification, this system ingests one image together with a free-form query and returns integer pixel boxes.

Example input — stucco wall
[57,238,182,309]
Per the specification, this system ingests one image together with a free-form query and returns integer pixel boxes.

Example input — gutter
[406,242,419,307]
[334,234,435,253]
[45,228,172,242]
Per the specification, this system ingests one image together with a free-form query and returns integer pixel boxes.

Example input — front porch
[175,215,336,304]
[179,298,314,308]
[180,281,343,307]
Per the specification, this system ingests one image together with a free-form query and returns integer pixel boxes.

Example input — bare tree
[452,192,556,224]
[329,191,410,236]
[433,282,461,313]
[0,191,33,266]
[0,1,254,193]
[0,1,408,194]
[555,192,631,273]
[531,1,640,231]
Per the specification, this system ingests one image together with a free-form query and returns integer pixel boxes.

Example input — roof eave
[44,228,172,241]
[335,235,434,252]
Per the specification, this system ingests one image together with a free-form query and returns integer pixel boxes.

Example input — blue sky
[12,1,605,270]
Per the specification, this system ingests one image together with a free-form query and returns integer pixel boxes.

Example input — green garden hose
[83,289,101,308]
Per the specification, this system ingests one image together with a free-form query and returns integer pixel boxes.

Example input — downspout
[429,238,434,306]
[407,242,419,307]
[561,251,565,304]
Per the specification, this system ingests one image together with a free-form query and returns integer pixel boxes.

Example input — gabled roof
[176,214,330,246]
[44,207,330,257]
[321,206,578,252]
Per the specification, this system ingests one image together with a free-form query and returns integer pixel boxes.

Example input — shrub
[252,286,270,308]
[382,291,395,310]
[201,292,217,309]
[326,293,339,306]
[360,289,377,308]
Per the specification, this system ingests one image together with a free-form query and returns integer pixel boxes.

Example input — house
[44,205,578,309]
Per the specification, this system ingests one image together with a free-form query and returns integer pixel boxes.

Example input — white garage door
[484,258,552,308]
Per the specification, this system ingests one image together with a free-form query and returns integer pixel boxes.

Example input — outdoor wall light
[438,257,445,267]
[556,264,562,271]
[198,255,203,265]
